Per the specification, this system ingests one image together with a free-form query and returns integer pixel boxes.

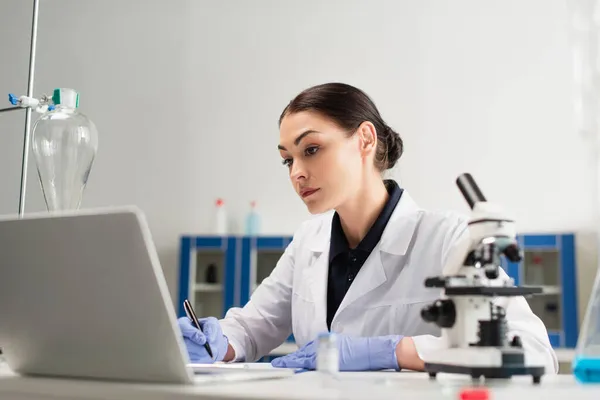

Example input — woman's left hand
[271,334,403,371]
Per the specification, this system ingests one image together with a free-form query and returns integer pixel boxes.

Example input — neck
[336,176,389,249]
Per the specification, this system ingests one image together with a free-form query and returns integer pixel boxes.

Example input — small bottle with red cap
[528,254,544,285]
[214,198,227,235]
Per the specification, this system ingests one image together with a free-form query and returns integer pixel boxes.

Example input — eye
[305,146,319,156]
[282,158,292,167]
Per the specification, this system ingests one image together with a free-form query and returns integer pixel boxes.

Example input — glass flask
[31,88,98,211]
[573,266,600,383]
[568,1,600,382]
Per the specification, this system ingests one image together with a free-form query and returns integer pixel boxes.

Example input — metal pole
[0,107,24,114]
[18,0,40,216]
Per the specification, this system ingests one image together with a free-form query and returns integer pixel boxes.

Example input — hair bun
[384,125,403,170]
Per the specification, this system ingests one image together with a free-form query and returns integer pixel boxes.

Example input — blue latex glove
[178,316,229,363]
[271,334,403,371]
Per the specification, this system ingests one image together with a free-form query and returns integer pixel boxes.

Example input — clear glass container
[316,332,339,374]
[573,266,600,383]
[31,88,98,211]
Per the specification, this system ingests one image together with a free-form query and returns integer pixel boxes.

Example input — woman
[178,83,558,373]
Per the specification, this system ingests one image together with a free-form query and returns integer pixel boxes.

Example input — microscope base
[422,347,545,384]
[425,362,544,384]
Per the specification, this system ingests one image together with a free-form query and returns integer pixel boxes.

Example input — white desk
[271,346,578,362]
[0,363,598,400]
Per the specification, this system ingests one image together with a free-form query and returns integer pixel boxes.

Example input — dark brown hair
[279,82,403,171]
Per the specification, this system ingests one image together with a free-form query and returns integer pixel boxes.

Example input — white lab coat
[219,191,558,373]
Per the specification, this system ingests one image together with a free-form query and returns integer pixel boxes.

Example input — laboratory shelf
[194,283,223,293]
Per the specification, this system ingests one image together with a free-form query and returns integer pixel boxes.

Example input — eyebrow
[277,130,319,151]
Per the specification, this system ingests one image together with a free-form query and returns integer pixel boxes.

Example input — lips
[300,188,320,198]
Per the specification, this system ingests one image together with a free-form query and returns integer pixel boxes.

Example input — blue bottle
[573,266,600,383]
[574,357,600,383]
[245,201,261,236]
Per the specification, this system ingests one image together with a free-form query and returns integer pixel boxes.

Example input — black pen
[183,299,214,358]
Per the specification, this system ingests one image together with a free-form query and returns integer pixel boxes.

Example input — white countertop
[271,344,577,362]
[0,362,598,400]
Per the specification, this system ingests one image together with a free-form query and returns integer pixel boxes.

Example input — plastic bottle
[316,332,339,375]
[214,198,227,235]
[529,255,545,285]
[31,88,98,211]
[573,265,600,383]
[245,201,261,236]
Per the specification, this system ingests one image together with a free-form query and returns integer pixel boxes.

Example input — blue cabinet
[178,233,579,349]
[240,236,293,305]
[503,233,579,348]
[177,236,239,319]
[177,235,292,320]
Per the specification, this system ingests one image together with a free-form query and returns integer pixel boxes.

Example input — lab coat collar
[305,190,424,327]
[307,211,334,253]
[378,190,423,255]
[306,190,423,256]
[333,191,422,319]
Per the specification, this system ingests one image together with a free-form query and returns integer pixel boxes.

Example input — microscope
[420,173,545,384]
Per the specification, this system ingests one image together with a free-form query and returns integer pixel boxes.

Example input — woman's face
[278,111,363,214]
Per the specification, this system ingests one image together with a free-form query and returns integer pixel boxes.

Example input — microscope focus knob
[503,244,522,263]
[421,299,456,328]
[485,265,499,280]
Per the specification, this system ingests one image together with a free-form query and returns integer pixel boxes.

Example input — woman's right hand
[177,316,230,363]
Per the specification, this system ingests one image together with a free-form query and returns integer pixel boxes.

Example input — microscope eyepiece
[456,173,486,209]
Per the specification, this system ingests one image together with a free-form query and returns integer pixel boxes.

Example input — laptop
[0,206,296,384]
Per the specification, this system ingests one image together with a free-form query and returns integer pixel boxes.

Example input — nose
[290,159,306,182]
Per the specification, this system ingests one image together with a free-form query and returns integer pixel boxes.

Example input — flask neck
[54,104,76,113]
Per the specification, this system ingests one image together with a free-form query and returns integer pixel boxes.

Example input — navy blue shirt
[326,180,403,330]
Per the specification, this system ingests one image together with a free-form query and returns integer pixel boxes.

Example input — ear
[356,121,377,159]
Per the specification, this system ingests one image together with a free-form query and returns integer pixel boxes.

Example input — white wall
[0,0,597,320]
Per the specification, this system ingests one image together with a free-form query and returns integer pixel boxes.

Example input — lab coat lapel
[306,250,329,332]
[304,214,332,333]
[332,191,423,322]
